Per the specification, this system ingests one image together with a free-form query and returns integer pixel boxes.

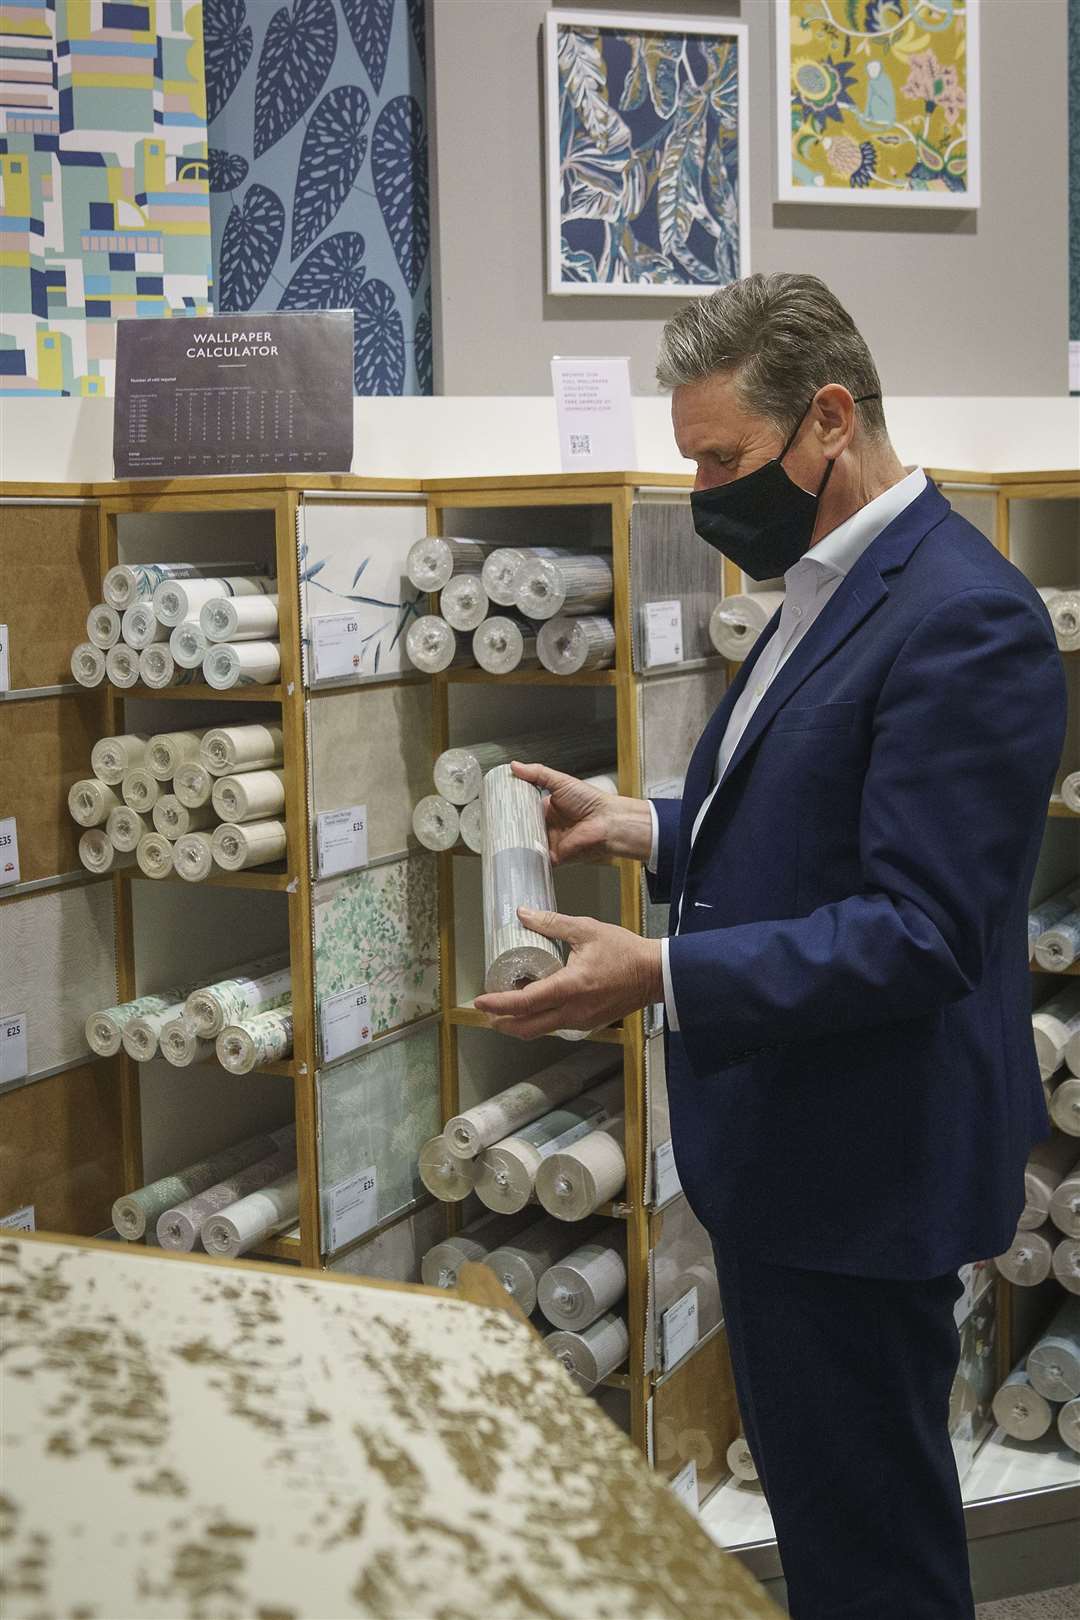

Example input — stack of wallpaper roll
[71,560,278,690]
[410,720,615,855]
[403,534,616,676]
[1032,983,1080,1135]
[69,723,288,880]
[708,590,785,660]
[113,1122,299,1255]
[85,953,293,1076]
[991,1294,1080,1456]
[1030,878,1080,971]
[994,1133,1080,1295]
[1037,587,1080,655]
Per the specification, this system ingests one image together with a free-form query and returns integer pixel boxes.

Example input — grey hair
[655,272,887,441]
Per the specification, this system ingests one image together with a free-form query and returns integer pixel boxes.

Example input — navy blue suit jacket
[648,483,1066,1278]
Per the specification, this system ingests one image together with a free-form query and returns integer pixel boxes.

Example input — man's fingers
[474,969,572,1021]
[485,1011,573,1040]
[518,906,585,946]
[511,760,578,796]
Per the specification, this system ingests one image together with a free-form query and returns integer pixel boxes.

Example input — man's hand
[474,906,663,1038]
[511,761,653,865]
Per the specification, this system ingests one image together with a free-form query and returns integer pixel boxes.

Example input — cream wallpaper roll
[173,831,214,882]
[104,644,140,688]
[406,535,493,592]
[201,593,280,642]
[85,604,121,650]
[536,616,616,676]
[136,832,176,880]
[446,1046,620,1158]
[184,958,291,1038]
[1059,1396,1080,1454]
[173,761,214,809]
[308,683,433,866]
[418,1135,478,1202]
[203,641,281,689]
[78,830,135,874]
[1019,1134,1077,1228]
[1050,1075,1080,1137]
[420,1209,535,1289]
[169,622,210,669]
[1037,587,1080,653]
[991,1365,1055,1442]
[159,1017,217,1068]
[216,1008,294,1075]
[122,1000,187,1061]
[1033,982,1080,1079]
[211,819,287,872]
[68,778,122,829]
[514,554,613,620]
[1,884,116,1076]
[544,1312,630,1393]
[727,1437,759,1482]
[86,985,192,1059]
[106,807,151,852]
[201,1170,300,1258]
[473,1075,625,1216]
[103,560,261,610]
[1050,1157,1080,1238]
[120,603,169,649]
[486,1215,594,1316]
[122,768,166,814]
[154,574,275,627]
[91,734,148,784]
[709,593,786,662]
[1053,1236,1080,1295]
[460,799,483,854]
[156,1145,297,1252]
[211,769,286,824]
[1035,909,1080,972]
[147,729,206,780]
[153,796,214,838]
[994,1222,1056,1286]
[200,723,284,775]
[70,643,107,687]
[139,646,199,690]
[537,1222,627,1332]
[482,766,561,992]
[534,1118,627,1222]
[1026,1297,1080,1401]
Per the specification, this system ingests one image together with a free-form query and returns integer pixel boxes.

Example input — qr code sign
[568,432,591,456]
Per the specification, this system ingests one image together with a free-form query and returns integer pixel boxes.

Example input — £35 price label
[0,817,20,886]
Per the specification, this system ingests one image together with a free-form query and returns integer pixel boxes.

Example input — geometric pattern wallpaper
[0,0,212,396]
[204,0,431,395]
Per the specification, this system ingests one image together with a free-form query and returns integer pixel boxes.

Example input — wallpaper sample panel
[0,696,108,883]
[0,882,116,1077]
[317,1021,439,1254]
[308,679,432,866]
[313,853,439,1056]
[0,0,211,396]
[630,501,728,672]
[204,0,431,394]
[0,1061,123,1235]
[639,666,728,797]
[649,1192,722,1377]
[328,1197,445,1282]
[299,500,426,685]
[1,503,100,688]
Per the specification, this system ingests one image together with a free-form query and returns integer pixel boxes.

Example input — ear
[811,384,857,458]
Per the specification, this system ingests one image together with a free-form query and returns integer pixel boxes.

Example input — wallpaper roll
[184,957,291,1037]
[1050,1076,1080,1137]
[1033,982,1080,1078]
[174,761,215,809]
[1053,1236,1080,1295]
[201,593,280,642]
[1049,1157,1080,1237]
[1034,909,1080,972]
[405,615,472,674]
[441,575,490,632]
[136,831,177,880]
[1062,774,1080,817]
[200,723,285,775]
[406,536,493,593]
[203,640,281,689]
[535,1117,627,1222]
[105,644,141,688]
[990,1366,1055,1442]
[120,602,170,649]
[1028,881,1080,963]
[158,1017,217,1069]
[479,547,564,607]
[139,646,199,690]
[417,1135,478,1201]
[486,1216,592,1316]
[70,642,107,687]
[211,769,286,823]
[200,1171,300,1258]
[475,1077,626,1214]
[1026,1297,1080,1401]
[473,616,537,675]
[103,560,262,611]
[108,808,152,861]
[216,1007,294,1074]
[514,554,613,620]
[122,999,187,1061]
[1036,587,1080,653]
[482,764,561,992]
[147,729,206,780]
[156,1146,296,1252]
[537,615,616,675]
[153,574,275,627]
[91,733,149,785]
[460,799,483,853]
[211,819,287,871]
[173,831,214,883]
[78,829,135,874]
[708,592,786,660]
[110,1121,296,1239]
[446,1046,621,1158]
[433,721,613,805]
[419,1209,534,1289]
[536,1222,627,1331]
[122,768,166,813]
[544,1312,629,1393]
[86,986,192,1058]
[1020,1134,1078,1228]
[86,603,122,650]
[68,778,122,828]
[153,795,214,838]
[1060,1397,1080,1454]
[994,1222,1056,1286]
[727,1437,759,1483]
[170,621,210,669]
[411,794,460,852]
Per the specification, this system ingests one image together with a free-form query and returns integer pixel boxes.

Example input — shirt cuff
[661,937,681,1033]
[646,800,660,875]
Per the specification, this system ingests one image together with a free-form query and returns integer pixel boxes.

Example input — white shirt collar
[788,466,928,584]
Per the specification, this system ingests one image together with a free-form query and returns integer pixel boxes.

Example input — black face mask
[690,394,881,581]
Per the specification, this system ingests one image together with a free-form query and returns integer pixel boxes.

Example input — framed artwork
[544,10,750,296]
[775,0,979,207]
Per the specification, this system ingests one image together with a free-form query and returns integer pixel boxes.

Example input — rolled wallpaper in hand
[309,682,433,865]
[313,854,439,1048]
[1,884,116,1077]
[482,765,561,992]
[156,1145,297,1252]
[630,502,728,670]
[111,1122,296,1240]
[201,1171,300,1258]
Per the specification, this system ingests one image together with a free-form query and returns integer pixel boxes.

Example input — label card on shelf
[0,819,20,887]
[661,1285,699,1371]
[645,777,683,800]
[669,1458,699,1513]
[0,624,9,692]
[653,1139,682,1207]
[551,355,636,473]
[643,600,684,668]
[319,983,371,1065]
[0,1013,29,1086]
[312,613,365,683]
[317,805,368,878]
[0,1204,35,1232]
[323,1165,378,1252]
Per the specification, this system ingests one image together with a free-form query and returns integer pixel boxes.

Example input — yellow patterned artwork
[775,0,979,207]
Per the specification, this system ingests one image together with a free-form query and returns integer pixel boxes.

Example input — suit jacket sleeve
[646,796,682,906]
[667,587,1066,1075]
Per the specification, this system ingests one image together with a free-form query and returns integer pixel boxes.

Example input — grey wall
[429,0,1069,396]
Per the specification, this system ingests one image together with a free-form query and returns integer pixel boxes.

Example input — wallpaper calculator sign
[113,311,354,479]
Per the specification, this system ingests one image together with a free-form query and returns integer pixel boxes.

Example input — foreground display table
[0,1232,780,1620]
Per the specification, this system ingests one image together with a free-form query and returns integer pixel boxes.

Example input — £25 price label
[320,983,372,1064]
[0,1013,28,1086]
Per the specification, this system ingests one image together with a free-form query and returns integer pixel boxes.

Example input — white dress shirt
[649,467,927,1032]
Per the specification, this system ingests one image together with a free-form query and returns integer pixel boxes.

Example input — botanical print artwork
[299,500,427,684]
[777,0,979,206]
[545,12,748,295]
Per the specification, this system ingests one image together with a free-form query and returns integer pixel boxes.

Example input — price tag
[0,1013,29,1086]
[646,776,683,800]
[312,612,364,682]
[324,1164,378,1251]
[669,1458,698,1513]
[653,1139,682,1207]
[0,624,9,692]
[319,983,371,1064]
[317,804,368,877]
[644,599,684,668]
[0,1204,35,1232]
[0,817,19,886]
[661,1284,699,1371]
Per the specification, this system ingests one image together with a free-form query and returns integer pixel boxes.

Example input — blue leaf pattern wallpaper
[204,0,430,396]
